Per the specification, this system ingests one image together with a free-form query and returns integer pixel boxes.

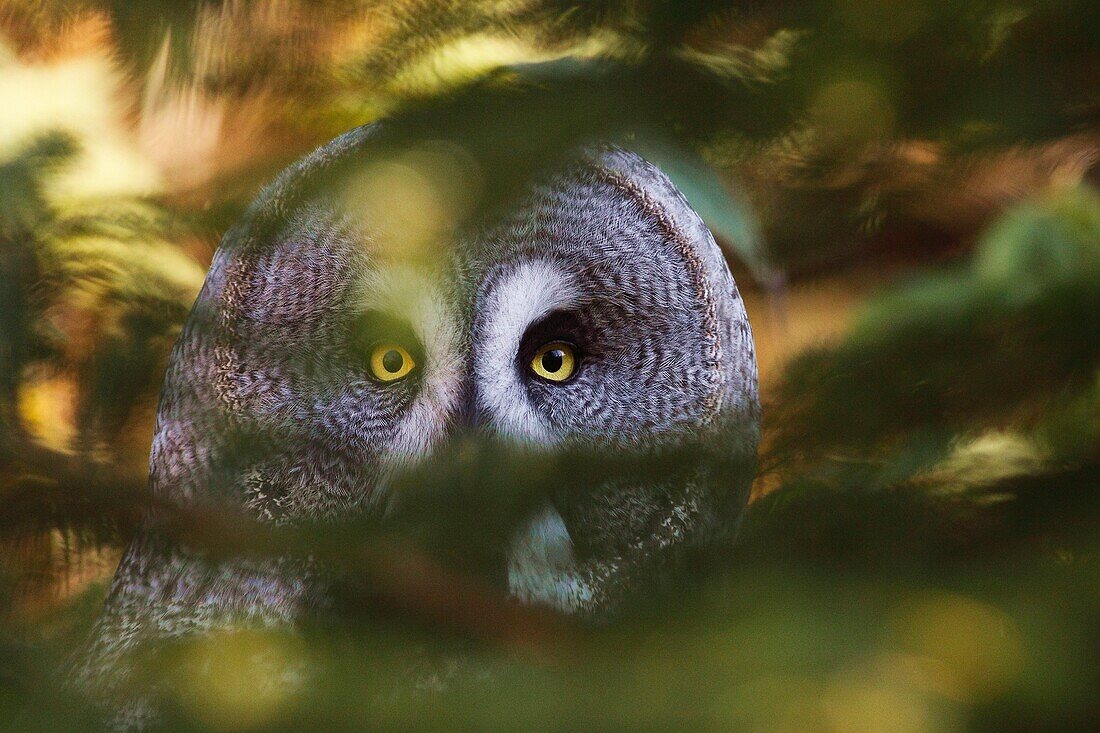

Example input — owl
[79,122,760,716]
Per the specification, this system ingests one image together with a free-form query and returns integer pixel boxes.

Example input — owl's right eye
[368,342,416,383]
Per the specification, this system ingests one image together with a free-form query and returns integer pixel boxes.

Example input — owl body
[81,123,760,713]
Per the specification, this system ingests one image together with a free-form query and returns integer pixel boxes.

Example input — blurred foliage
[768,185,1100,466]
[0,0,1098,731]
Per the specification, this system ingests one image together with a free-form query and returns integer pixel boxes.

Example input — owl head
[148,123,760,612]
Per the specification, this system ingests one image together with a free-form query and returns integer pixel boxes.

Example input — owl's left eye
[368,342,416,383]
[530,341,577,383]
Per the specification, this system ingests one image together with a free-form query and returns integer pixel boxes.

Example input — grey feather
[76,123,761,721]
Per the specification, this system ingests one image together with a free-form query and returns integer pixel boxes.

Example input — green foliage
[768,185,1099,466]
[0,134,75,443]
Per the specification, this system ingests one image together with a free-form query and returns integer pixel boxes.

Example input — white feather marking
[476,260,581,444]
[507,503,592,612]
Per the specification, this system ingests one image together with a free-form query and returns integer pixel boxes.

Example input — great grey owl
[78,122,760,716]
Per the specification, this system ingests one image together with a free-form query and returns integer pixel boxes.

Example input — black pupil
[541,349,565,373]
[381,349,404,373]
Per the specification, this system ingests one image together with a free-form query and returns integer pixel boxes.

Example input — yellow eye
[369,343,416,382]
[530,341,577,382]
